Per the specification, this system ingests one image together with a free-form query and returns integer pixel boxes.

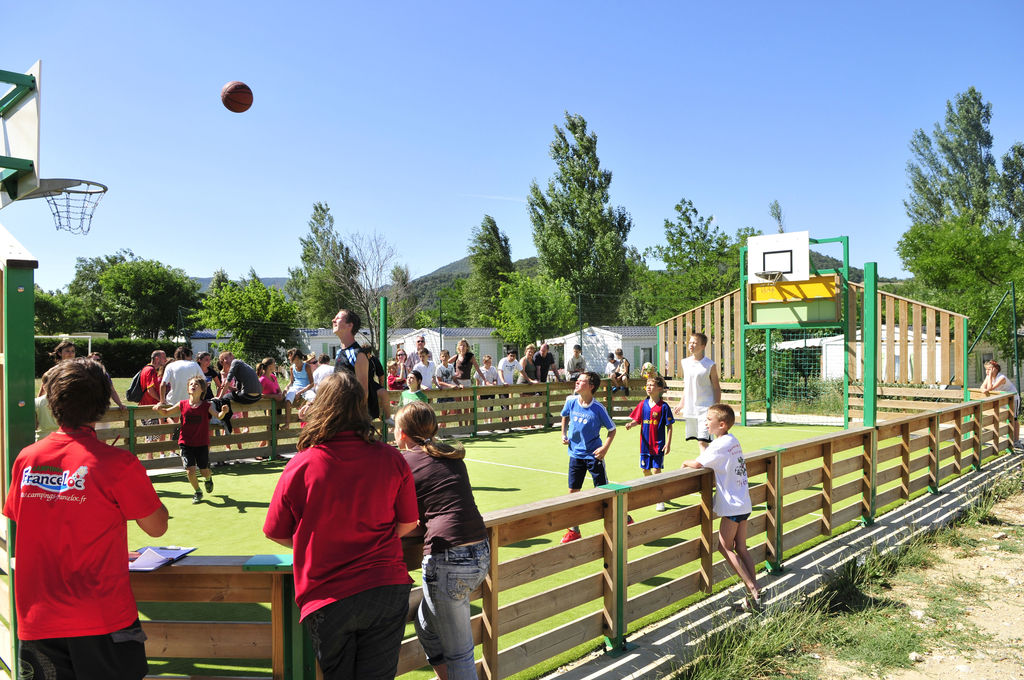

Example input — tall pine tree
[466,215,514,326]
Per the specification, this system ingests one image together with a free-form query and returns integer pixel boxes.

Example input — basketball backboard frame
[0,61,41,209]
[746,231,810,284]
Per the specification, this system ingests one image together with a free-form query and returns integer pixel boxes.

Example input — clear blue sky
[4,1,1023,292]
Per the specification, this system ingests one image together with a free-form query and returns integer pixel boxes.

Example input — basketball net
[34,179,107,235]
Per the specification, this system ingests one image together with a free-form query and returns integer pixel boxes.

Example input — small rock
[909,609,925,620]
[808,652,821,659]
[956,665,971,673]
[993,531,1008,539]
[909,652,925,662]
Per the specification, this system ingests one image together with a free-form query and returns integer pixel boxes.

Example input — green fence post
[861,429,878,524]
[863,263,878,428]
[544,382,551,429]
[3,246,38,675]
[599,482,632,654]
[766,446,785,572]
[764,329,773,423]
[127,406,137,456]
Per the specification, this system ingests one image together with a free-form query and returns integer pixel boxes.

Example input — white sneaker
[656,502,666,512]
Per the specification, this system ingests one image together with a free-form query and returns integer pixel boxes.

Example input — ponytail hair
[257,357,275,377]
[395,401,465,459]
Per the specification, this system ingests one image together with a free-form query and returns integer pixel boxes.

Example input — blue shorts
[568,456,608,490]
[722,513,750,523]
[640,452,664,470]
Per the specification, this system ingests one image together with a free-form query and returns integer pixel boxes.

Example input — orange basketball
[221,81,253,113]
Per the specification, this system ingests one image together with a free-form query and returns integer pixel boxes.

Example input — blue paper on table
[129,546,196,571]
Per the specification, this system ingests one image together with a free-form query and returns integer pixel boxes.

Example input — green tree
[66,249,136,333]
[34,286,89,334]
[98,259,201,339]
[769,200,785,233]
[493,273,577,347]
[208,268,231,294]
[899,87,1024,361]
[195,276,300,363]
[387,264,418,330]
[465,215,514,325]
[286,202,358,327]
[644,199,759,321]
[528,113,633,323]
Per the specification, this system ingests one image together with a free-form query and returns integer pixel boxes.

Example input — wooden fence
[128,392,1015,680]
[656,284,968,389]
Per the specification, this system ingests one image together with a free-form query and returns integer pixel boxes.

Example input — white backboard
[747,230,810,284]
[1,61,41,209]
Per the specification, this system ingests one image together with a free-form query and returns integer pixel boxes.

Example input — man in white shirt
[413,348,437,390]
[160,346,206,406]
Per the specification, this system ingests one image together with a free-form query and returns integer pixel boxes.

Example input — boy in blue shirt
[560,371,617,543]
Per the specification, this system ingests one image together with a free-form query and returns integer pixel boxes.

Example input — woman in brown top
[453,339,485,427]
[396,402,488,680]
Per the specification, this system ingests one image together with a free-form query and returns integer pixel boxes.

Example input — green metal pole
[269,402,277,460]
[740,245,748,426]
[1012,282,1019,400]
[841,236,850,429]
[599,482,631,653]
[863,263,878,428]
[765,329,773,423]
[4,257,38,675]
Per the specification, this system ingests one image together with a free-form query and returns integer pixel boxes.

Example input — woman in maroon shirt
[395,402,488,680]
[264,372,419,680]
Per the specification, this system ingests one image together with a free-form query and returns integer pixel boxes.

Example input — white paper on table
[129,547,169,570]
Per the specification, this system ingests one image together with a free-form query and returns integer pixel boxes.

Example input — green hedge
[35,338,182,378]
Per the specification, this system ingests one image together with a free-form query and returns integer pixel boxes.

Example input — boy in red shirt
[4,358,168,679]
[156,376,229,504]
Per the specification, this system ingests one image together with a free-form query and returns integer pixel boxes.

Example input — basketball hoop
[26,178,107,235]
[756,270,784,285]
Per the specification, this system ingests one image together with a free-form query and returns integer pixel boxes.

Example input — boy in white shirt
[681,403,761,611]
[413,348,437,390]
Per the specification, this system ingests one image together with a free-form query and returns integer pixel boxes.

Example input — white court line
[464,458,565,476]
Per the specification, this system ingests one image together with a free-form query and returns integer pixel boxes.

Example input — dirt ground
[817,493,1024,680]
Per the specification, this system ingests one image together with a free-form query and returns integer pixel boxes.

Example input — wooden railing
[125,392,1015,680]
[657,290,742,381]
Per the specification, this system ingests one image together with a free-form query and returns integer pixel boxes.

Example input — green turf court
[126,421,841,553]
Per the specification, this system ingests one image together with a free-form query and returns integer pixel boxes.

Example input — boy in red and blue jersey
[626,375,674,511]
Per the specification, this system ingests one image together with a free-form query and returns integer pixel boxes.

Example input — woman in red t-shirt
[264,372,419,680]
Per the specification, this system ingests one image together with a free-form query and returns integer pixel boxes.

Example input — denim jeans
[415,540,490,680]
[304,583,412,680]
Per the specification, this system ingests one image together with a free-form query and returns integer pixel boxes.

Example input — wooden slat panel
[877,441,903,464]
[733,291,742,380]
[626,571,701,622]
[782,519,827,550]
[940,312,951,385]
[876,464,902,486]
[489,493,612,545]
[783,467,823,495]
[627,507,700,549]
[908,475,930,494]
[142,621,270,658]
[497,611,604,678]
[832,502,863,527]
[847,283,859,381]
[499,573,603,635]
[629,538,701,585]
[832,477,862,503]
[937,461,959,481]
[781,443,823,467]
[912,303,923,383]
[875,485,903,509]
[723,294,732,379]
[926,307,936,383]
[885,294,895,383]
[907,454,930,474]
[712,298,721,365]
[131,572,274,603]
[498,535,603,591]
[832,455,863,479]
[898,299,908,383]
[782,492,824,524]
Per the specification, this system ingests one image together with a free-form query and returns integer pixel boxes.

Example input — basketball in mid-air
[221,81,253,113]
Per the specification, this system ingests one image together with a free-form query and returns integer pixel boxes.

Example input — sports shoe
[204,479,214,493]
[624,387,630,397]
[192,491,203,505]
[222,412,233,435]
[656,502,667,512]
[627,515,635,525]
[560,528,582,544]
[735,594,763,613]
